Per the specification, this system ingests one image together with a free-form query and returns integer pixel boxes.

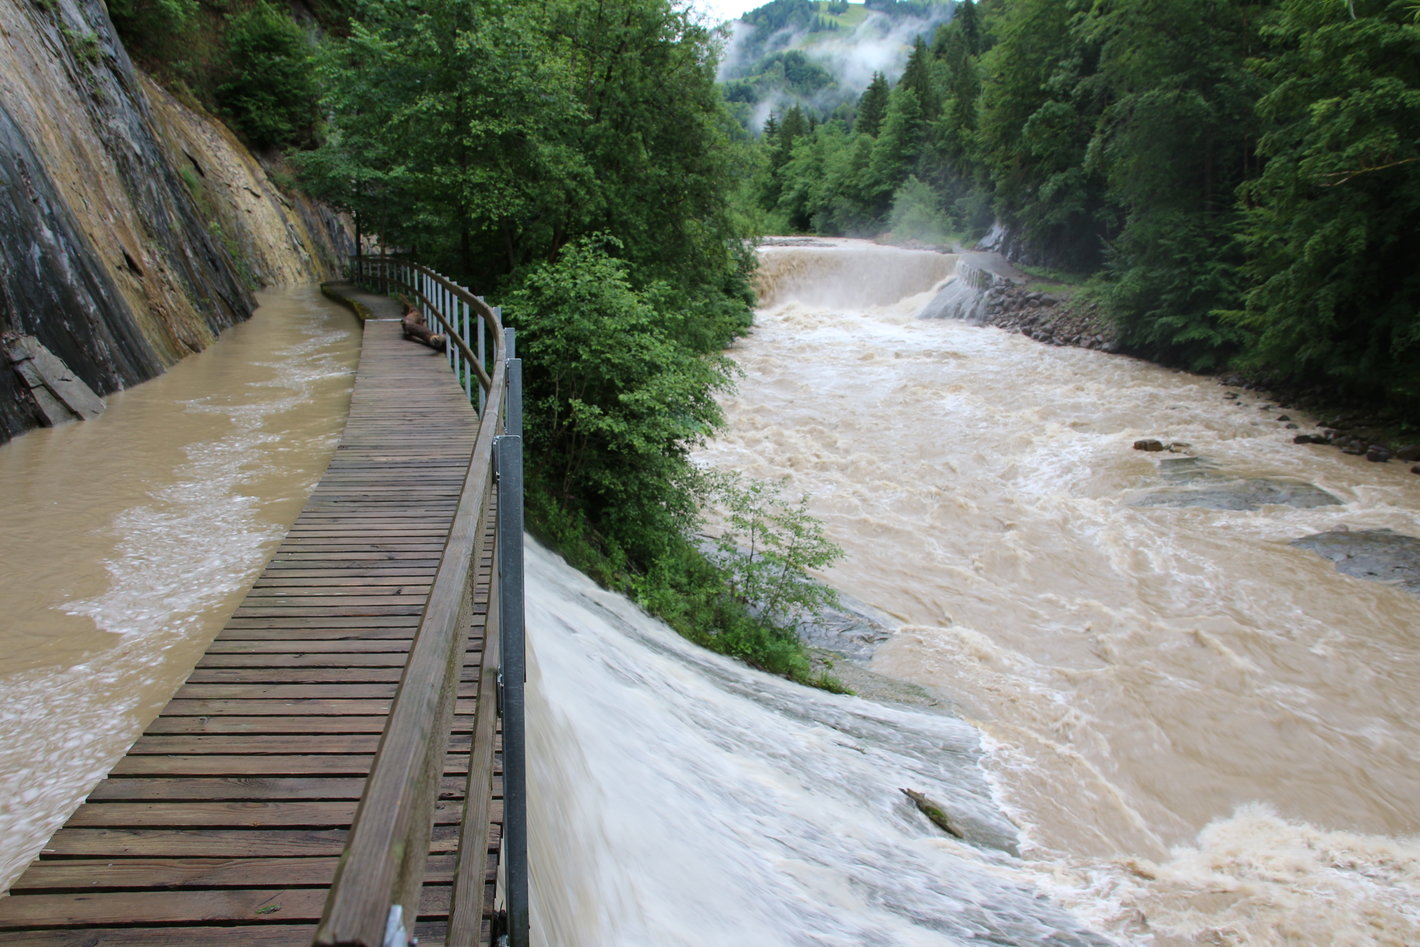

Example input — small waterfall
[754,238,956,310]
[526,539,1109,946]
[916,258,993,322]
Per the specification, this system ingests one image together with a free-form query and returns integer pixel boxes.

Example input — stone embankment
[977,283,1120,352]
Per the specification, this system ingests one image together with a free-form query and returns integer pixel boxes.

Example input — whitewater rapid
[526,537,1108,946]
[683,238,1420,944]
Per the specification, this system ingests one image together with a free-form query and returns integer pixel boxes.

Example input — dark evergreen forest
[749,0,1420,424]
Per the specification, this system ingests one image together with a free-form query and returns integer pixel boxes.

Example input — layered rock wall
[0,0,350,443]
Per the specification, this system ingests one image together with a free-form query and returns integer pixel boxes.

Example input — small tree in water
[701,470,844,637]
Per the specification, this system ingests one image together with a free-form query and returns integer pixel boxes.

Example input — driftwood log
[401,305,447,352]
[900,788,966,840]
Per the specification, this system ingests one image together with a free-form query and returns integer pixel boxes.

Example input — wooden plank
[144,715,398,735]
[1,925,323,946]
[1,921,453,947]
[9,854,459,892]
[38,824,463,861]
[196,652,412,668]
[183,667,413,685]
[110,755,376,777]
[202,639,416,654]
[157,698,474,716]
[109,753,469,777]
[222,614,421,629]
[87,776,467,802]
[63,798,463,828]
[0,885,453,927]
[127,732,473,755]
[173,683,399,700]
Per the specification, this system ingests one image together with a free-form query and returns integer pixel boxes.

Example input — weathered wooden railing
[316,257,527,947]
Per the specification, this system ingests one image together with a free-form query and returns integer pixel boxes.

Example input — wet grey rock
[1396,445,1420,462]
[1133,457,1343,511]
[794,591,896,661]
[0,0,254,442]
[1366,447,1391,463]
[1292,530,1420,596]
[1133,439,1165,452]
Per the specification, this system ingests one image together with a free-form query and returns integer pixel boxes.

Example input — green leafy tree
[1231,0,1420,411]
[898,35,941,121]
[887,174,950,242]
[217,1,318,150]
[856,71,890,136]
[865,84,928,216]
[1086,0,1265,369]
[304,0,751,313]
[977,0,1108,270]
[502,238,734,566]
[702,471,844,636]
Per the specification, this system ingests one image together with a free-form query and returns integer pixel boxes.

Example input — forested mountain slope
[746,0,1420,427]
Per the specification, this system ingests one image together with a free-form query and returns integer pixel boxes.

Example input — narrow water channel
[0,286,359,889]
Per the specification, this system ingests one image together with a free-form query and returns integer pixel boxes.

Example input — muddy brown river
[0,286,358,889]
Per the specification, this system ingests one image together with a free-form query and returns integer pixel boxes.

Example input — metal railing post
[504,328,520,438]
[494,429,526,947]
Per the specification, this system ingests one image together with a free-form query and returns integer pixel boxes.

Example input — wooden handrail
[314,258,517,947]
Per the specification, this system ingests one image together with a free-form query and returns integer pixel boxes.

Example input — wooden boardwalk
[0,315,502,945]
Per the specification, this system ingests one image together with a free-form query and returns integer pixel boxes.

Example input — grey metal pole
[495,430,527,947]
[504,329,521,439]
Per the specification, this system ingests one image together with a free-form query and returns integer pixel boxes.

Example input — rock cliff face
[0,0,351,443]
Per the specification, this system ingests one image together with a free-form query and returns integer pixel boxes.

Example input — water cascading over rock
[916,258,993,322]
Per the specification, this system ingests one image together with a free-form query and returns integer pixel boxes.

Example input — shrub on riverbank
[504,240,845,689]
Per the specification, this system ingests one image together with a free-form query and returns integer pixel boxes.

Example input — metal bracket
[383,904,416,947]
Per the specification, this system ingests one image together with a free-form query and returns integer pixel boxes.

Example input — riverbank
[969,263,1420,473]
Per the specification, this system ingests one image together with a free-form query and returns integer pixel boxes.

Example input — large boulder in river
[1292,530,1420,596]
[1132,457,1343,511]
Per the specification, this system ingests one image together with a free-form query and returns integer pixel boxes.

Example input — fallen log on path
[401,304,447,352]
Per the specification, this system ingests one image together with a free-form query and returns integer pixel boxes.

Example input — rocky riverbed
[972,274,1420,476]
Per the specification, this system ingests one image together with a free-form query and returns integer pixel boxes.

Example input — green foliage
[216,1,318,150]
[1096,211,1247,371]
[886,174,950,243]
[1084,0,1264,368]
[977,0,1108,270]
[502,238,735,566]
[856,71,890,136]
[703,471,844,632]
[106,0,199,62]
[504,246,841,684]
[1230,0,1420,412]
[722,50,839,110]
[304,0,752,299]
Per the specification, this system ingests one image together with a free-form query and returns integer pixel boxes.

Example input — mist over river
[682,238,1420,943]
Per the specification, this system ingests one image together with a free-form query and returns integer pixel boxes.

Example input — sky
[689,0,766,26]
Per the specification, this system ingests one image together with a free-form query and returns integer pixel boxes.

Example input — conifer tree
[856,72,890,137]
